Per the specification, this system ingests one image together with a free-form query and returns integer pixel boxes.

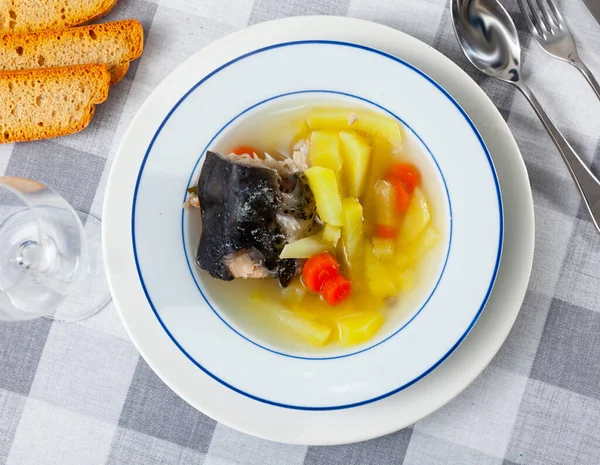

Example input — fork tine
[545,0,565,27]
[525,0,548,36]
[517,0,540,36]
[535,0,557,29]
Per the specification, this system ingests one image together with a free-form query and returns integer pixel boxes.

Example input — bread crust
[110,62,130,85]
[0,0,118,33]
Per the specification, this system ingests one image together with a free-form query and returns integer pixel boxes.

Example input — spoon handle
[515,82,600,232]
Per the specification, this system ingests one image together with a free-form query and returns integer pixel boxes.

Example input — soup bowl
[105,39,502,410]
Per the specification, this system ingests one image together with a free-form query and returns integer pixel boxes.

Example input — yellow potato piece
[395,252,412,271]
[374,180,396,227]
[307,108,403,146]
[304,166,343,226]
[281,279,307,308]
[399,187,430,244]
[252,294,331,346]
[372,237,395,257]
[364,239,398,298]
[353,113,403,147]
[280,234,330,259]
[322,224,341,246]
[394,268,417,292]
[337,311,384,346]
[339,130,372,198]
[395,226,441,271]
[341,197,364,273]
[291,121,311,148]
[367,137,394,188]
[308,108,353,130]
[336,170,347,198]
[277,310,332,346]
[277,310,331,346]
[309,130,343,171]
[409,226,441,261]
[362,137,395,225]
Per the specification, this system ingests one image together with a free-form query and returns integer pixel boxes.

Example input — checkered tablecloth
[1,0,600,463]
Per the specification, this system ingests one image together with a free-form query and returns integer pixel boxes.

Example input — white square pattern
[28,323,139,424]
[414,365,528,459]
[6,398,116,465]
[204,423,308,465]
[347,0,447,46]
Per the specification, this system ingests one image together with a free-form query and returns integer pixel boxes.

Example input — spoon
[451,0,600,233]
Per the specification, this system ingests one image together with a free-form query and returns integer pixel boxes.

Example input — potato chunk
[372,237,395,257]
[341,197,364,272]
[308,108,402,146]
[280,234,330,259]
[322,224,341,246]
[339,130,372,197]
[337,311,384,346]
[309,130,343,172]
[364,239,398,298]
[253,294,331,346]
[304,166,343,226]
[399,187,430,244]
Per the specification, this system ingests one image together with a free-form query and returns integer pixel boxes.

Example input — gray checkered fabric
[1,0,599,463]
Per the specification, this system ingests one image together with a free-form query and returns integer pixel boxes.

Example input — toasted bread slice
[0,0,117,33]
[0,64,110,143]
[0,20,143,85]
[111,62,130,84]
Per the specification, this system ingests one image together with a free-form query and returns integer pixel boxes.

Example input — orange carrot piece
[302,253,340,293]
[392,181,412,214]
[375,224,397,239]
[320,275,352,306]
[386,163,420,192]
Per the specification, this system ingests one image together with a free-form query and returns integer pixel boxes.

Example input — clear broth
[188,95,449,357]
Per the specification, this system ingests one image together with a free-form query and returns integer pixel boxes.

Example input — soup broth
[186,95,449,355]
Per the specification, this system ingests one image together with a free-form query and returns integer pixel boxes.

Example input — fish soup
[185,96,449,354]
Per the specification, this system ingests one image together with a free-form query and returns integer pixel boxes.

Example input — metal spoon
[451,0,600,232]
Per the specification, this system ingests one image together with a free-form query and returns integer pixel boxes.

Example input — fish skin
[196,151,285,281]
[195,151,318,287]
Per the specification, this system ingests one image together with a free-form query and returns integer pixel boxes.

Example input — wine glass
[0,176,111,322]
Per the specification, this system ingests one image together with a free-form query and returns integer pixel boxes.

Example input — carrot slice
[302,253,340,293]
[386,163,420,192]
[392,181,412,214]
[375,224,397,239]
[320,275,352,306]
[231,145,259,157]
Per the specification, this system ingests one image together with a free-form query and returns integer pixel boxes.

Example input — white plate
[126,42,502,408]
[103,16,533,443]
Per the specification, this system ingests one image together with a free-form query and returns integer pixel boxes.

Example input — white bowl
[104,17,517,432]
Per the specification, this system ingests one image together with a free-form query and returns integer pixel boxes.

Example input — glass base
[45,212,111,322]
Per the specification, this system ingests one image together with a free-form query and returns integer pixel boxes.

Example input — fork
[517,0,600,100]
